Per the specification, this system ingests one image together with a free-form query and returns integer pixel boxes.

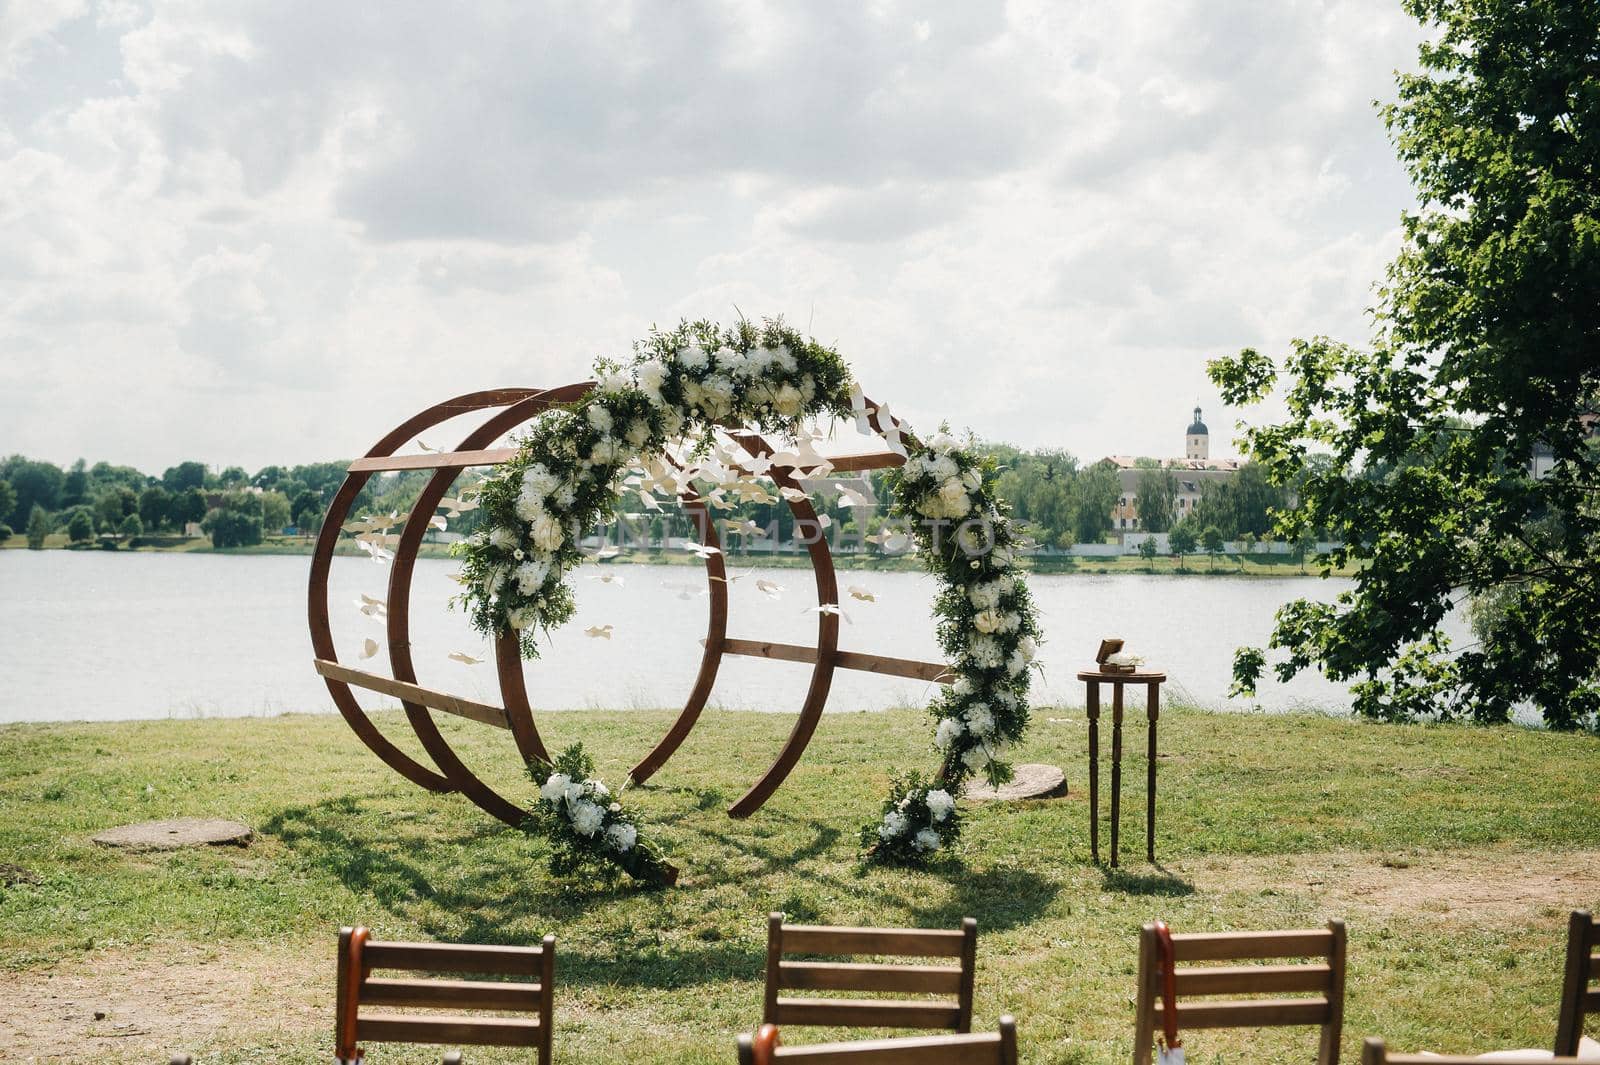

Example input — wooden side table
[1077,668,1166,867]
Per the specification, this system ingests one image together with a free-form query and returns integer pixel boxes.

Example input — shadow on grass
[1098,864,1194,897]
[909,863,1065,933]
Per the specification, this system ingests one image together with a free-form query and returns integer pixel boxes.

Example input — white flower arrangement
[528,744,674,886]
[451,317,1041,877]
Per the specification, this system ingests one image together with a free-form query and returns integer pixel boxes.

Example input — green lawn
[0,706,1595,1062]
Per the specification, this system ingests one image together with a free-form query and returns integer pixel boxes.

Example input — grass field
[1,706,1595,1062]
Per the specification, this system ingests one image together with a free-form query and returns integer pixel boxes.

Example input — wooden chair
[762,913,979,1033]
[1559,910,1598,1057]
[335,926,555,1064]
[1361,1036,1592,1063]
[738,1016,1018,1064]
[1132,919,1347,1064]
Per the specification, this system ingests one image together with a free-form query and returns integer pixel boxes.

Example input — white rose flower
[1017,635,1039,662]
[914,828,942,852]
[925,789,955,822]
[605,821,637,852]
[974,609,1004,634]
[934,717,966,750]
[531,514,565,552]
[540,773,571,804]
[962,467,983,492]
[878,810,909,839]
[965,703,995,737]
[569,799,604,837]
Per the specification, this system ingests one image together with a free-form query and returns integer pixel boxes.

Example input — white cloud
[0,0,1422,472]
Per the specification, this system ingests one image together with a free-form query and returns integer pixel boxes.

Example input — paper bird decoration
[448,651,485,665]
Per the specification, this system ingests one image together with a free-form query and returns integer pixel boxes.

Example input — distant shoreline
[2,534,1355,576]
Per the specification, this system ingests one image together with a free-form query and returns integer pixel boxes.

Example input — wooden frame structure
[739,1017,1018,1065]
[763,913,980,1034]
[1558,909,1598,1056]
[1133,919,1348,1065]
[308,385,949,833]
[335,926,555,1064]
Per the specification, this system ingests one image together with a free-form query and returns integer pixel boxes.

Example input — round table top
[1077,667,1166,683]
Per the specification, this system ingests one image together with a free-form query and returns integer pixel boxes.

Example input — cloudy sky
[2,1,1423,473]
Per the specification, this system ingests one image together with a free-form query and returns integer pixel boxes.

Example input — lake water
[0,551,1461,724]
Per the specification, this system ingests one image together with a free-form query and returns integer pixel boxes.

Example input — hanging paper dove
[359,638,380,659]
[356,594,388,618]
[448,651,485,665]
[804,603,853,624]
[584,624,614,639]
[428,515,448,532]
[834,482,875,509]
[587,572,626,586]
[683,541,721,559]
[848,585,877,603]
[583,545,622,561]
[755,579,785,599]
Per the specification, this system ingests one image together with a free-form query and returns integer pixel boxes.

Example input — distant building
[1106,406,1241,532]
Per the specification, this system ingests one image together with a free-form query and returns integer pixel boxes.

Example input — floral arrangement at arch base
[527,743,676,887]
[454,317,1041,878]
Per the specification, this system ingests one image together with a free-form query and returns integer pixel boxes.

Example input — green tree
[1137,536,1159,570]
[61,459,88,508]
[172,487,208,530]
[1071,460,1120,544]
[1201,525,1225,570]
[162,461,207,493]
[290,489,324,535]
[0,524,11,545]
[25,504,49,549]
[1168,522,1197,570]
[1134,468,1178,532]
[0,479,15,527]
[93,485,137,531]
[202,492,264,548]
[138,485,171,531]
[0,457,64,529]
[1237,531,1258,569]
[66,509,94,543]
[118,512,143,540]
[260,490,291,533]
[1210,0,1600,728]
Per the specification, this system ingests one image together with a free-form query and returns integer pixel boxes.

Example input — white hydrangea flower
[522,464,560,498]
[507,607,536,630]
[775,345,798,372]
[590,437,622,466]
[569,799,604,837]
[586,404,614,433]
[934,716,966,750]
[515,559,551,594]
[540,773,571,804]
[489,525,518,551]
[637,362,668,404]
[966,633,1004,670]
[515,488,547,524]
[965,703,995,737]
[968,580,1004,611]
[951,676,974,697]
[530,514,565,552]
[930,453,960,481]
[605,821,637,852]
[879,810,909,839]
[563,780,586,804]
[961,467,983,492]
[625,419,651,448]
[590,779,609,798]
[925,789,955,822]
[555,486,576,509]
[677,345,709,371]
[596,370,630,394]
[961,745,991,772]
[937,479,971,518]
[914,828,941,852]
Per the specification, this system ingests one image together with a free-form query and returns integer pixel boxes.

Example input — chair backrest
[335,926,555,1065]
[1559,910,1598,1056]
[1361,1036,1590,1064]
[763,912,978,1033]
[738,1016,1018,1065]
[1132,919,1347,1065]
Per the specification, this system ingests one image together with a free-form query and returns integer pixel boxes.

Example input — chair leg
[1133,924,1156,1065]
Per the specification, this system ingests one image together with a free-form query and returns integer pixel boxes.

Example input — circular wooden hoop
[308,385,944,828]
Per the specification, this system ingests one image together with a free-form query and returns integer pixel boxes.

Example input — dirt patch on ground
[0,941,322,1062]
[1181,847,1600,923]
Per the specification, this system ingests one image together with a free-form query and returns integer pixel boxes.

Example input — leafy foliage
[1210,0,1600,730]
[859,771,960,865]
[1134,468,1177,533]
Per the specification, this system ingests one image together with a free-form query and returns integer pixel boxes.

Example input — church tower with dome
[1185,405,1209,460]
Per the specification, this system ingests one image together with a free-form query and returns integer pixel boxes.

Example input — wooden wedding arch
[308,383,952,829]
